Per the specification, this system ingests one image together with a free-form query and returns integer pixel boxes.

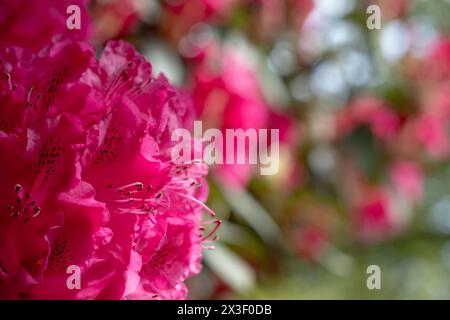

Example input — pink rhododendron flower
[340,161,405,243]
[349,182,413,244]
[389,161,423,203]
[420,37,450,82]
[266,111,303,189]
[191,45,299,188]
[0,41,95,134]
[0,0,91,52]
[294,225,329,263]
[0,114,99,299]
[353,188,396,243]
[413,114,450,159]
[335,96,401,141]
[92,0,149,42]
[0,40,214,299]
[162,0,239,42]
[191,47,270,187]
[407,37,450,160]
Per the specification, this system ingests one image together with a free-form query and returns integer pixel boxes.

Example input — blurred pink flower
[162,0,239,42]
[389,161,423,203]
[294,225,329,263]
[92,0,148,42]
[336,96,401,141]
[341,162,403,243]
[405,37,450,160]
[0,0,91,52]
[191,47,270,187]
[413,114,450,159]
[421,37,450,82]
[191,45,301,187]
[427,85,450,122]
[267,111,303,189]
[353,188,396,243]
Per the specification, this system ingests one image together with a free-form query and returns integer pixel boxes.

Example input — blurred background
[90,0,450,299]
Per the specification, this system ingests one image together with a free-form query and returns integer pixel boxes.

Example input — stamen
[4,72,13,91]
[167,185,199,191]
[107,198,137,204]
[25,87,34,108]
[116,182,144,193]
[115,209,152,215]
[201,220,221,241]
[173,191,216,217]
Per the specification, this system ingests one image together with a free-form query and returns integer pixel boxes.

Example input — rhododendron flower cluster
[0,39,216,299]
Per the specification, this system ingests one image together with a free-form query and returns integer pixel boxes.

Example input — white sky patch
[379,20,411,63]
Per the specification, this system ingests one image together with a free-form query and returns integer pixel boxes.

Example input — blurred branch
[215,178,284,248]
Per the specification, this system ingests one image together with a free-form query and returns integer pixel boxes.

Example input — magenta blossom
[335,96,401,141]
[413,114,450,159]
[92,0,149,42]
[163,0,239,42]
[389,161,423,203]
[191,47,270,187]
[0,40,215,299]
[353,188,397,243]
[0,41,94,134]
